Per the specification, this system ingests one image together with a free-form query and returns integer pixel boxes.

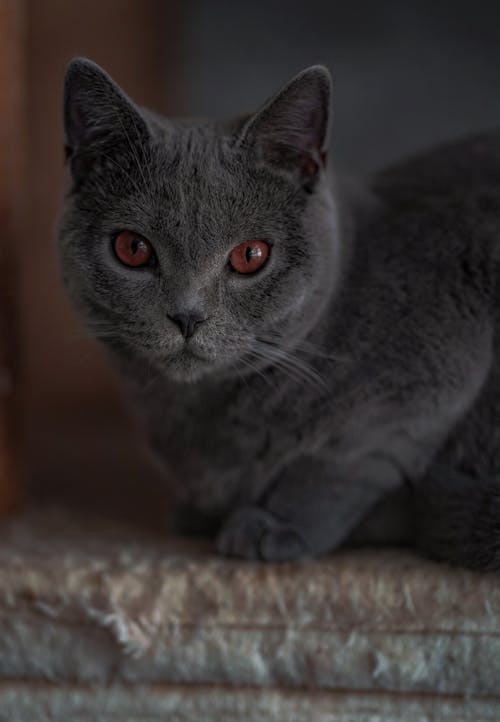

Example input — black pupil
[245,245,261,262]
[130,238,146,255]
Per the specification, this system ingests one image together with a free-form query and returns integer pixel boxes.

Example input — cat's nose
[168,312,206,340]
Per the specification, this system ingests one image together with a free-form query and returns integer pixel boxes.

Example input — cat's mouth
[155,337,243,382]
[155,337,211,364]
[159,344,216,383]
[179,345,209,362]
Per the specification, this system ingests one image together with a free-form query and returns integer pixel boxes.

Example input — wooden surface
[19,0,167,416]
[0,0,178,511]
[0,0,24,512]
[13,0,175,503]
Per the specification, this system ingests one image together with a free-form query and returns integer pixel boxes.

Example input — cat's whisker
[259,330,350,364]
[256,354,312,391]
[127,111,156,189]
[81,324,121,339]
[80,317,144,350]
[141,360,162,394]
[71,139,145,199]
[116,113,155,205]
[220,332,329,392]
[239,353,276,388]
[99,151,145,198]
[292,340,350,364]
[252,340,329,393]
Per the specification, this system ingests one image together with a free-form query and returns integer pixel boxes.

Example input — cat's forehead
[99,117,299,259]
[143,122,292,233]
[153,118,239,175]
[166,119,235,153]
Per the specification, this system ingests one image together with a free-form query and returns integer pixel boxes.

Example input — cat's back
[371,129,500,205]
[362,130,500,327]
[325,136,500,389]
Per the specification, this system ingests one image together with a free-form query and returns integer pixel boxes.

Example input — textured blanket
[0,508,498,721]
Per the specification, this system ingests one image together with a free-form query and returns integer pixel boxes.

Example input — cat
[57,58,500,571]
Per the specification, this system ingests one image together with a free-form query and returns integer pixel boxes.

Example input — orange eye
[114,231,155,267]
[229,240,270,274]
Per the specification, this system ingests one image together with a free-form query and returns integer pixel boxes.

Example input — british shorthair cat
[57,58,500,570]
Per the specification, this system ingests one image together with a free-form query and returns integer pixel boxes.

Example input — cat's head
[57,58,340,383]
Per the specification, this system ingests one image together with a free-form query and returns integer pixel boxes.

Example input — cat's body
[58,59,500,570]
[129,163,500,567]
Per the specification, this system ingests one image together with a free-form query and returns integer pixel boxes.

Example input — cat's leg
[217,452,409,561]
[217,346,493,562]
[173,505,223,537]
[415,464,500,571]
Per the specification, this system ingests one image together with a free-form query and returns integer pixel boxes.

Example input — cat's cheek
[289,287,308,315]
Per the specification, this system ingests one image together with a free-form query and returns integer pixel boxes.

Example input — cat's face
[57,59,339,382]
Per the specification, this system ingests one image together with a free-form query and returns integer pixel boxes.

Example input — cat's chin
[160,347,247,385]
[160,347,219,384]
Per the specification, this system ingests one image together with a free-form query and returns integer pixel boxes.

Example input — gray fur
[58,58,500,570]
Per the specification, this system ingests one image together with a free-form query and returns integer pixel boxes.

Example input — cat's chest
[147,381,275,471]
[135,372,326,511]
[167,389,267,459]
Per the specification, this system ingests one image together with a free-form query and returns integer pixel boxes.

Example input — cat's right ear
[236,65,332,190]
[63,57,148,161]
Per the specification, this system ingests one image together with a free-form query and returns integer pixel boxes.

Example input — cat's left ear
[237,65,332,189]
[63,57,149,159]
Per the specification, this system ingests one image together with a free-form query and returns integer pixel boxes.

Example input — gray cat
[58,58,500,571]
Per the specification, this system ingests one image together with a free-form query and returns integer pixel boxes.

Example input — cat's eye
[113,231,156,268]
[229,240,270,274]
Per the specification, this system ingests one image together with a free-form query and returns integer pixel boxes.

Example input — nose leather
[168,312,206,340]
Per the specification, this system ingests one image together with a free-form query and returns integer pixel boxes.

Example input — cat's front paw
[216,506,310,561]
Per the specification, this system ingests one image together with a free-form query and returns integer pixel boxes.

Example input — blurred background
[2,0,500,527]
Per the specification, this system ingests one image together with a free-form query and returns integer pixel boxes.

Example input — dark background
[177,0,500,171]
[4,0,500,523]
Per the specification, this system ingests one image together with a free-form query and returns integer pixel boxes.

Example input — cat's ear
[237,65,332,188]
[63,57,149,159]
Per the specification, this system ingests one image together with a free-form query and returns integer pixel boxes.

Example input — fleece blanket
[0,508,498,721]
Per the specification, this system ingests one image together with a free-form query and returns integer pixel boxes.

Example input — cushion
[0,508,498,721]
